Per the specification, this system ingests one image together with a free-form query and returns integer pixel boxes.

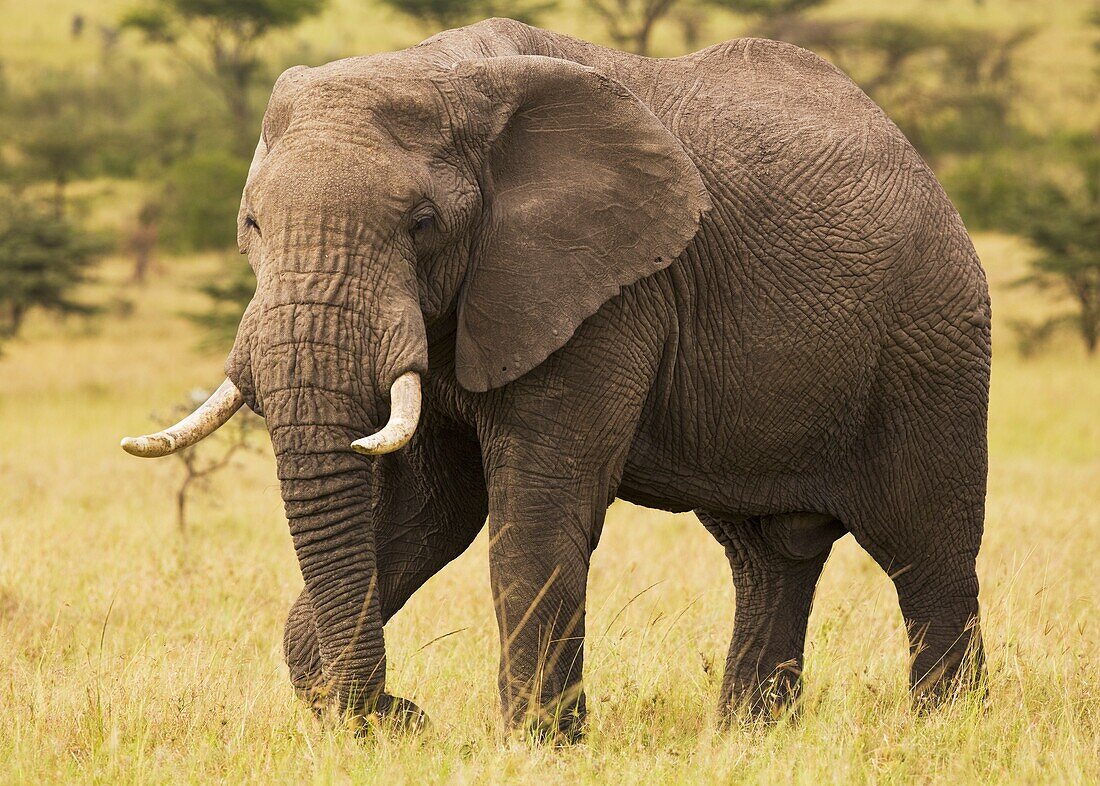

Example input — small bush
[159,150,250,252]
[0,191,106,343]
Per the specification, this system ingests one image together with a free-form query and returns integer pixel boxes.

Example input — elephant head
[122,52,708,717]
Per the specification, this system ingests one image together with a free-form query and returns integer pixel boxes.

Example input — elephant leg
[481,441,612,744]
[472,299,655,741]
[844,348,988,709]
[699,511,845,722]
[480,378,644,743]
[847,496,985,709]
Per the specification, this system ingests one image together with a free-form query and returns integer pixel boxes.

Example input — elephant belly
[620,304,880,518]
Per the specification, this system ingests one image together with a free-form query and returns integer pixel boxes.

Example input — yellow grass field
[1,234,1097,783]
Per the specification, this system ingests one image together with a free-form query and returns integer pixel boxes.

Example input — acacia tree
[1014,146,1100,355]
[0,192,105,343]
[761,17,1034,164]
[160,392,264,533]
[121,0,327,154]
[583,0,824,56]
[377,0,555,32]
[0,70,125,217]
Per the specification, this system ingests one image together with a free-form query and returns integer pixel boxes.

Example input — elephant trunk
[270,413,387,712]
[244,248,429,716]
[260,362,421,714]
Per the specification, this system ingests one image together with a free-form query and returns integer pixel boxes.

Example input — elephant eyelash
[410,214,434,233]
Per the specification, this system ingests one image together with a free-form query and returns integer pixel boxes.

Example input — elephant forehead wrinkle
[291,79,454,174]
[260,137,422,224]
[294,69,445,114]
[279,272,350,303]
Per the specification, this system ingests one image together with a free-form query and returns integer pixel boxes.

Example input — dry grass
[0,233,1096,783]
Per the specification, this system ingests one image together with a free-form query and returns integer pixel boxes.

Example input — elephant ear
[451,55,710,392]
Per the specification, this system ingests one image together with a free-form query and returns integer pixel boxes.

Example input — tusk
[121,378,245,458]
[350,372,421,455]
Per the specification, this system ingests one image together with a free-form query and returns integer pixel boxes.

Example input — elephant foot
[512,695,586,746]
[524,714,585,747]
[910,652,988,715]
[718,664,804,727]
[904,613,987,715]
[349,695,430,737]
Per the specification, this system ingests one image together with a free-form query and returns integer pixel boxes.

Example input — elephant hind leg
[699,511,844,723]
[847,300,990,707]
[846,494,986,709]
[284,588,324,712]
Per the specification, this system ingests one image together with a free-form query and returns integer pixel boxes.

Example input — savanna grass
[0,237,1095,785]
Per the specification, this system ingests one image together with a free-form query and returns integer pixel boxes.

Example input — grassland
[1,0,1099,783]
[1,241,1097,785]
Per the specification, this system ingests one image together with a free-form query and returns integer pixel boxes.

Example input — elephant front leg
[484,443,615,743]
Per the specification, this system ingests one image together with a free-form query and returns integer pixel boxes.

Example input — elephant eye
[411,214,434,234]
[245,214,261,236]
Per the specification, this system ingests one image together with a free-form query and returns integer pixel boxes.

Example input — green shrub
[0,191,106,342]
[159,150,250,252]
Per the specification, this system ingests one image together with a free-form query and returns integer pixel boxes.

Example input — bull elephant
[122,18,991,740]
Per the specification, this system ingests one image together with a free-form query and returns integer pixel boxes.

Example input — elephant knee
[284,589,322,699]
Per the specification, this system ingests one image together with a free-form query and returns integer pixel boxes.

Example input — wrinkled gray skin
[229,19,990,739]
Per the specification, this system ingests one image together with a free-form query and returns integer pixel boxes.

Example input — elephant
[122,18,991,740]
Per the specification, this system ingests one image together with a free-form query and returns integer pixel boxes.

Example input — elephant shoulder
[686,37,844,80]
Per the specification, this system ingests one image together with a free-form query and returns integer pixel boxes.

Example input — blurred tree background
[0,0,1096,353]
